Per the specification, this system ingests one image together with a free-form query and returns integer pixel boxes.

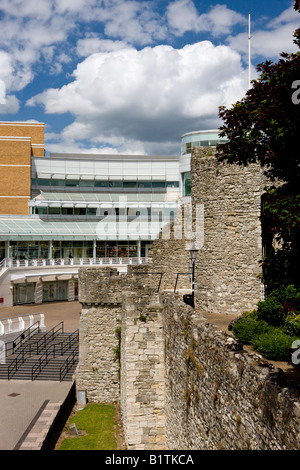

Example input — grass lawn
[58,403,118,450]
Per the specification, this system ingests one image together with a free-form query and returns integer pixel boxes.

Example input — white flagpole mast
[248,12,251,88]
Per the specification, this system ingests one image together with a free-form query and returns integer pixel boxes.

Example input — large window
[13,283,35,305]
[42,281,68,302]
[182,172,191,197]
[10,241,48,260]
[32,178,179,191]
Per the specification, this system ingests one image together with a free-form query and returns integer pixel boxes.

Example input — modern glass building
[180,130,227,199]
[0,123,181,306]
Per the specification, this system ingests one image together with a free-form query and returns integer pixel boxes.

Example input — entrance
[13,283,35,305]
[42,281,68,302]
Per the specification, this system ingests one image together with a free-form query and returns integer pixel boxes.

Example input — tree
[216,1,300,291]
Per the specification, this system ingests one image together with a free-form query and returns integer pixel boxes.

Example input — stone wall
[162,292,300,450]
[148,204,193,292]
[191,147,266,314]
[120,290,166,450]
[76,267,124,403]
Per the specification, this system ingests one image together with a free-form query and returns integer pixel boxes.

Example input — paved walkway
[0,301,80,450]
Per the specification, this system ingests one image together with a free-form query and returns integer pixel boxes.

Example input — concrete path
[0,379,73,450]
[0,301,81,450]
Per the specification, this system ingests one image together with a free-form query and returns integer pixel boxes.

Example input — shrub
[256,285,300,326]
[283,313,300,336]
[252,328,298,361]
[231,312,270,345]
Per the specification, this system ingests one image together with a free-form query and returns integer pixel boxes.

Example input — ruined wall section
[76,267,123,403]
[121,291,166,450]
[148,204,193,292]
[191,148,267,314]
[163,292,300,450]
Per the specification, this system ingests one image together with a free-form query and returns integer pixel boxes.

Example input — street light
[183,244,199,308]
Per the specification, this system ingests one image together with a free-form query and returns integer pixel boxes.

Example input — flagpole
[248,12,251,88]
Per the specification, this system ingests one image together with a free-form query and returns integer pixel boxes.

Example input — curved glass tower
[180,130,227,199]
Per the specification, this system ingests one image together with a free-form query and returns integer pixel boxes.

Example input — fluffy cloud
[28,42,248,154]
[166,1,246,37]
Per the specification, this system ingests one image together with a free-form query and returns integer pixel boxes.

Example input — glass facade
[13,283,35,305]
[10,241,49,260]
[182,172,191,197]
[32,178,179,191]
[181,130,228,155]
[8,240,153,259]
[42,281,68,302]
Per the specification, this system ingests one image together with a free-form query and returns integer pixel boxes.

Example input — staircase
[0,322,79,382]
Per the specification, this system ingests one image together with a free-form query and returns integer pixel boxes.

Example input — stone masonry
[191,147,267,314]
[76,147,300,450]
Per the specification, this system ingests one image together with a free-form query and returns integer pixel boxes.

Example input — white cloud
[76,37,133,57]
[166,1,246,37]
[28,41,248,154]
[0,81,6,105]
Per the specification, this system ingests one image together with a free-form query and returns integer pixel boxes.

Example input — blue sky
[0,0,298,155]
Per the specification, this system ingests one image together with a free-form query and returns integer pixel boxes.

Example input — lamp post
[189,246,198,308]
[183,245,198,308]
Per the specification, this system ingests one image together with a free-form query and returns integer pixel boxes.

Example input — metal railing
[1,256,150,271]
[5,320,41,357]
[60,349,78,382]
[35,321,64,354]
[135,272,164,293]
[32,331,79,381]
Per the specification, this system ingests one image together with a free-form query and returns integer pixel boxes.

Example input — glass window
[48,207,61,215]
[62,207,74,215]
[65,180,78,187]
[138,181,151,188]
[109,181,123,187]
[79,180,94,187]
[35,207,48,215]
[95,181,109,187]
[123,181,136,188]
[74,207,86,215]
[152,181,166,188]
[51,179,65,187]
[182,172,191,197]
[37,178,50,186]
[87,207,97,215]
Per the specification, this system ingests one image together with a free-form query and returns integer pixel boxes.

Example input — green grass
[58,403,117,450]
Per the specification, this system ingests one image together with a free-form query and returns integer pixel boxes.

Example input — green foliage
[230,285,300,362]
[216,2,300,291]
[231,312,269,344]
[261,190,300,291]
[58,403,117,450]
[283,313,300,336]
[256,285,300,326]
[252,328,298,362]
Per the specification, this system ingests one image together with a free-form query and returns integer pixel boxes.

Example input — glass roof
[0,217,159,241]
[35,191,168,203]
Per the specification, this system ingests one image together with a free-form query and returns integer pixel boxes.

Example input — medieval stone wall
[162,292,300,450]
[76,267,123,403]
[191,147,267,314]
[75,149,300,451]
[120,290,166,450]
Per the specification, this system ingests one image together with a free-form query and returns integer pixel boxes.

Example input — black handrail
[135,272,164,292]
[35,321,64,354]
[5,321,40,357]
[60,350,78,382]
[174,272,192,293]
[31,330,79,381]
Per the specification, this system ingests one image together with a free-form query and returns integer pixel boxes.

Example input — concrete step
[0,330,79,382]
